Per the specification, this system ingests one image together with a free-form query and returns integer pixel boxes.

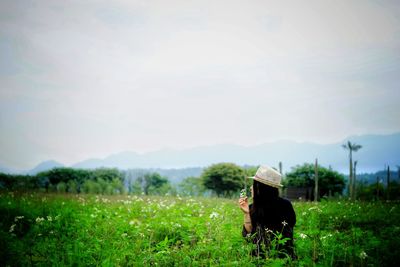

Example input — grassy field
[1,192,400,266]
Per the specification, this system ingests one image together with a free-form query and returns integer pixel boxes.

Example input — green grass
[1,192,400,266]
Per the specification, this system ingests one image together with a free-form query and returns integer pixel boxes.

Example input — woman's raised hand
[238,197,249,214]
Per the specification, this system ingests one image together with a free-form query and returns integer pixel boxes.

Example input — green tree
[92,168,123,182]
[111,178,125,194]
[82,180,101,194]
[178,176,205,196]
[284,163,345,199]
[140,172,169,195]
[130,178,143,195]
[201,163,245,197]
[342,141,362,200]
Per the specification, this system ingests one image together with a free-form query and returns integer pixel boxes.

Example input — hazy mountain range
[2,133,399,176]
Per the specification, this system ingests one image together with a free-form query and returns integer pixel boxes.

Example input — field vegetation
[1,192,399,266]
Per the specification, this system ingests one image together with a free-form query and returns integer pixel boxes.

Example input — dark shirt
[242,198,296,258]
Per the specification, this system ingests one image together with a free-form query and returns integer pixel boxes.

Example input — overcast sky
[1,0,400,170]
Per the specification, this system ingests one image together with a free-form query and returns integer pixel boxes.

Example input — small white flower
[36,217,45,223]
[209,212,219,219]
[359,251,368,260]
[265,228,273,234]
[282,220,288,227]
[9,224,16,233]
[299,233,307,239]
[14,216,24,222]
[47,216,53,222]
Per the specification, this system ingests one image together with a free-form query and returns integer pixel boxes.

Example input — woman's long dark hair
[250,180,280,227]
[249,180,296,259]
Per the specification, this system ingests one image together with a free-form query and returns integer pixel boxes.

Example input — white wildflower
[282,220,288,227]
[36,217,45,223]
[47,216,53,222]
[9,224,16,233]
[359,251,368,260]
[265,228,273,234]
[14,216,24,222]
[209,212,219,219]
[300,233,307,239]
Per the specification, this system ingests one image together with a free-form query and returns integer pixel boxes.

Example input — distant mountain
[0,165,16,174]
[69,132,400,174]
[6,132,398,176]
[28,160,64,175]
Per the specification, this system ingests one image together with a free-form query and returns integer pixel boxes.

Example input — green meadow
[1,192,400,266]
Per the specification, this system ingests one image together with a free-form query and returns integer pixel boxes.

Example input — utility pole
[314,158,319,202]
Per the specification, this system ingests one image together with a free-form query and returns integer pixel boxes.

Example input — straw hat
[248,165,283,188]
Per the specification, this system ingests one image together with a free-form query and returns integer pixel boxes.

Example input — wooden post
[376,176,380,200]
[278,161,284,197]
[314,158,319,202]
[349,150,353,199]
[353,161,357,200]
[387,166,391,200]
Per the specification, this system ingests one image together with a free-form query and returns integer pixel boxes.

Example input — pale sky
[1,0,400,170]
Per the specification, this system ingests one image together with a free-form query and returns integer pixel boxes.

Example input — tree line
[0,163,348,200]
[2,160,398,200]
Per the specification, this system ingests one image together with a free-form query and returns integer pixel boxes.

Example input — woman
[239,165,296,258]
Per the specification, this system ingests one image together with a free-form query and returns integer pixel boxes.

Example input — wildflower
[129,220,135,226]
[359,251,368,260]
[47,216,53,222]
[9,224,16,233]
[265,228,273,234]
[282,220,288,227]
[36,217,45,223]
[209,212,219,219]
[302,212,307,216]
[14,216,24,222]
[299,233,307,239]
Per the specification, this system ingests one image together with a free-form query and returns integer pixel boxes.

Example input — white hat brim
[247,176,283,188]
